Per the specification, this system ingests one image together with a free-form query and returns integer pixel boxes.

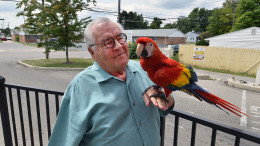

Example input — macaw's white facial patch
[145,42,154,57]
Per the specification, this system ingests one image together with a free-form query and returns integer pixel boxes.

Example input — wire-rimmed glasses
[90,33,127,49]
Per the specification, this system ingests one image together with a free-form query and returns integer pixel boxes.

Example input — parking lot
[0,41,259,146]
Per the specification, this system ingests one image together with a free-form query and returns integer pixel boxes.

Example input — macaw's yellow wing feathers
[170,64,191,88]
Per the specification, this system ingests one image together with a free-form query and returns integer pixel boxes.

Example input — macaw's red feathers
[196,90,245,117]
[136,37,248,117]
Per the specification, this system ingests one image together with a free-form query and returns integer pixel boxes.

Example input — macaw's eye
[150,44,153,47]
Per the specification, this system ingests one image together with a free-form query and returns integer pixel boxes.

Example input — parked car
[7,37,12,40]
[1,37,7,41]
[171,44,179,54]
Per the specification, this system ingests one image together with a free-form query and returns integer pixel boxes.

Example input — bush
[129,42,138,59]
[195,39,209,46]
[199,31,213,40]
[16,36,19,42]
[171,53,179,62]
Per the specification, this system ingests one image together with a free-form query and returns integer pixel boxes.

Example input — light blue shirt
[48,60,173,146]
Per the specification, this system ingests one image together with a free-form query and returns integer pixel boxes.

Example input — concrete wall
[179,45,260,75]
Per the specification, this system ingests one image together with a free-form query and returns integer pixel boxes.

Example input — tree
[197,8,212,32]
[176,17,190,33]
[163,23,174,29]
[199,31,214,40]
[149,17,162,29]
[16,0,94,63]
[188,8,200,31]
[1,28,11,36]
[120,10,148,29]
[207,0,234,35]
[232,0,260,31]
[207,8,222,35]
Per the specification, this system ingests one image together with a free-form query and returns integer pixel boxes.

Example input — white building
[185,31,200,43]
[205,27,260,49]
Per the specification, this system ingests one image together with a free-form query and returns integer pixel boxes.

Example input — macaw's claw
[150,92,169,103]
[143,85,169,103]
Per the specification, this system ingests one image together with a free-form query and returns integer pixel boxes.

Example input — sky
[0,0,226,29]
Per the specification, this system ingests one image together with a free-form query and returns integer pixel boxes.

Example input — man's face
[90,22,129,73]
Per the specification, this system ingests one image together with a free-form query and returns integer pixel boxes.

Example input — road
[0,41,259,146]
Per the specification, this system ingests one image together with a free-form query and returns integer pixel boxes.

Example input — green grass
[22,58,94,68]
[21,58,256,78]
[193,66,256,78]
[18,42,40,47]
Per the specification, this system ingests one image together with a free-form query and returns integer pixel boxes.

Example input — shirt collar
[91,60,139,83]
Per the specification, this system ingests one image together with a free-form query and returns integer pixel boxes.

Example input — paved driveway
[1,41,259,146]
[0,41,91,91]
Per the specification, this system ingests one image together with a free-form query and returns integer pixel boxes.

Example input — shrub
[195,39,209,46]
[129,42,138,59]
[16,36,19,42]
[171,53,179,62]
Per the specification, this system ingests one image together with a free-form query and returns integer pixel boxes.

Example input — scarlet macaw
[136,37,246,117]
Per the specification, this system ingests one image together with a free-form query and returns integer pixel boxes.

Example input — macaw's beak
[136,43,148,58]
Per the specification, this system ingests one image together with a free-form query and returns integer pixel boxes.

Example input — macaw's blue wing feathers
[187,65,198,82]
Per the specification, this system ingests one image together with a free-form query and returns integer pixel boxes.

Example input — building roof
[205,27,260,49]
[127,29,186,37]
[205,27,260,40]
[185,32,200,37]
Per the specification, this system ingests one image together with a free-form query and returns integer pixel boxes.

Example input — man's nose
[113,40,122,50]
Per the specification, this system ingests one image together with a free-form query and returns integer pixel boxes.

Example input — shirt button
[139,122,141,126]
[133,102,136,106]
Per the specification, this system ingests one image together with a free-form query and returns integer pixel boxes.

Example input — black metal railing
[1,76,260,146]
[0,76,63,146]
[167,110,260,146]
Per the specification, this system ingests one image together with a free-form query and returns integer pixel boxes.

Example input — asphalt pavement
[1,41,259,146]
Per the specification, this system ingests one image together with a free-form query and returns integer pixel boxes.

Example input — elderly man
[48,17,174,146]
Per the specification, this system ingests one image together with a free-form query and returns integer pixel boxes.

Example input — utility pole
[231,0,239,28]
[0,19,4,30]
[117,0,121,24]
[179,16,185,32]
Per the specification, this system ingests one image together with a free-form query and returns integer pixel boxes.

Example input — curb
[18,60,213,78]
[227,78,260,93]
[17,61,260,93]
[197,74,210,80]
[17,60,85,71]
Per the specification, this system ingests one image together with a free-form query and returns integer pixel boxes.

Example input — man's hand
[142,85,174,111]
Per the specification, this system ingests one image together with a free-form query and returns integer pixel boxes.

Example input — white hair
[84,17,124,50]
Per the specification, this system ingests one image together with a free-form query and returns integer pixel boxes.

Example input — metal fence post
[0,76,13,146]
[160,117,166,146]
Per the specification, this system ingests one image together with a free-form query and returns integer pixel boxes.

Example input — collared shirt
[48,60,173,146]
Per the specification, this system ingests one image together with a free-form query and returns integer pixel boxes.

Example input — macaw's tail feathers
[196,90,248,117]
[187,83,248,117]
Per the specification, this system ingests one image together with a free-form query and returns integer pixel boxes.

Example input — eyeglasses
[90,33,127,49]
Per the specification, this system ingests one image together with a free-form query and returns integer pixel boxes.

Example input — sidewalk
[195,69,260,93]
[17,58,260,93]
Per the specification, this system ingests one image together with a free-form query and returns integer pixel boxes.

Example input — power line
[0,0,203,22]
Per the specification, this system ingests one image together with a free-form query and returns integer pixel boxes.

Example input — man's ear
[88,47,95,59]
